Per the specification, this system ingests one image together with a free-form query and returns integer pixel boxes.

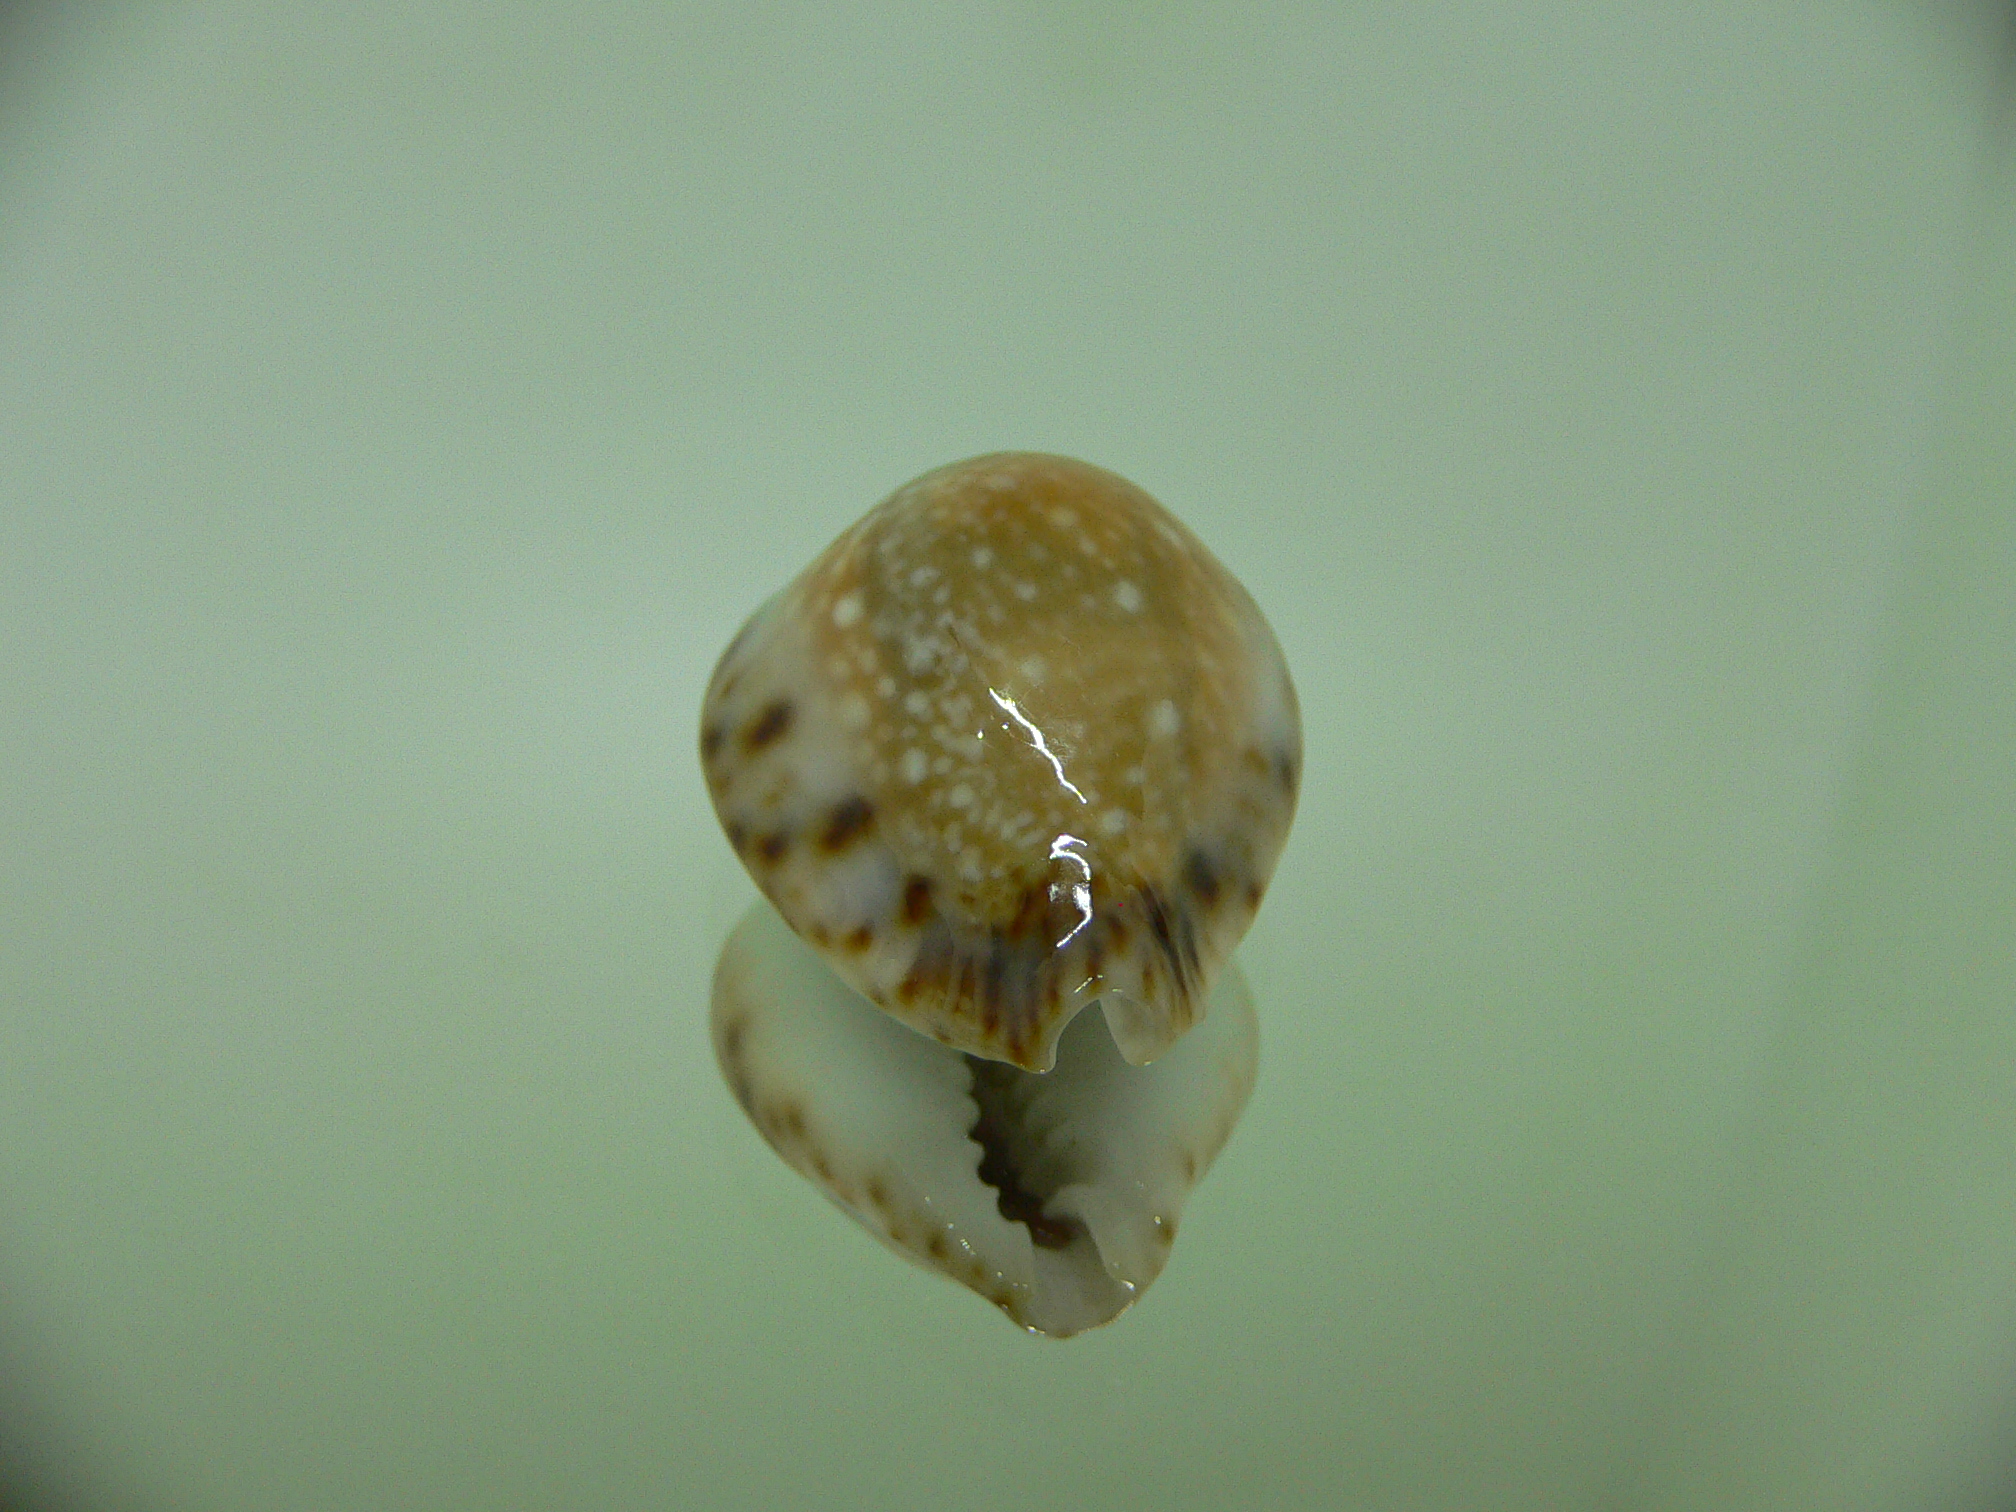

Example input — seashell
[700,453,1299,1073]
[711,899,1259,1337]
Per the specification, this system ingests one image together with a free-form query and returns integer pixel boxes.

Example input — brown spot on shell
[753,831,790,866]
[700,723,724,761]
[844,924,874,952]
[743,698,793,753]
[1183,848,1221,907]
[714,1012,757,1114]
[760,1098,810,1146]
[901,874,933,926]
[1140,886,1197,986]
[819,796,875,852]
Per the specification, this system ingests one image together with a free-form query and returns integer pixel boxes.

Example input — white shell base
[711,899,1258,1337]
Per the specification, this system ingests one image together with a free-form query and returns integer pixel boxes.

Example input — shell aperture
[700,453,1299,1073]
[710,900,1259,1337]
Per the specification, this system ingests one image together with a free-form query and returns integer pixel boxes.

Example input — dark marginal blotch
[743,698,793,753]
[819,796,875,852]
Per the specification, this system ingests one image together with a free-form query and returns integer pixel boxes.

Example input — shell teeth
[711,900,1258,1337]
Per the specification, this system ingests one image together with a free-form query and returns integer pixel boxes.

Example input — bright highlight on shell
[702,452,1299,1335]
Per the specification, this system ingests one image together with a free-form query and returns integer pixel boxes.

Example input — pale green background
[2,4,2013,1510]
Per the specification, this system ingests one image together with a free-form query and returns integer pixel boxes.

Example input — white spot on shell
[900,748,929,784]
[948,783,974,809]
[1098,809,1130,836]
[1018,656,1047,685]
[1014,581,1038,602]
[904,690,932,718]
[839,693,871,730]
[971,546,994,569]
[1114,580,1143,613]
[832,592,863,627]
[1149,700,1180,739]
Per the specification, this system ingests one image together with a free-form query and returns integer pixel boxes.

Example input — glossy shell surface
[701,453,1298,1071]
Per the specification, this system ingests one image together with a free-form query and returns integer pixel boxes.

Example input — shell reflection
[712,900,1259,1337]
[702,454,1293,1335]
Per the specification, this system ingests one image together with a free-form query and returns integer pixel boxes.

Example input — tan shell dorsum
[700,453,1299,1072]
